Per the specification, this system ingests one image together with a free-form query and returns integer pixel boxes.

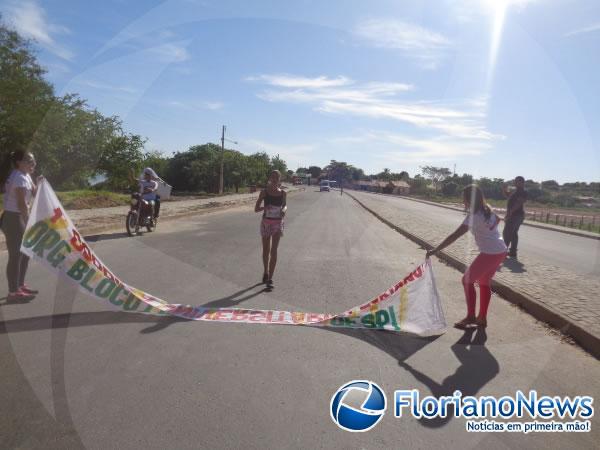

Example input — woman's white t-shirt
[3,170,34,213]
[462,210,508,254]
[140,179,158,201]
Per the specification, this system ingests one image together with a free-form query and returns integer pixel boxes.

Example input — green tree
[0,18,54,160]
[97,133,146,190]
[541,180,560,190]
[1,19,148,190]
[30,95,123,188]
[143,150,170,179]
[270,154,287,176]
[377,168,392,181]
[420,166,451,192]
[398,171,409,181]
[477,177,505,200]
[442,181,458,196]
[308,166,322,178]
[325,160,354,185]
[350,166,365,181]
[167,144,219,192]
[409,176,429,195]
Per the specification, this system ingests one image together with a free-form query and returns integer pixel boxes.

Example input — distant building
[387,180,410,194]
[574,196,600,207]
[355,180,377,191]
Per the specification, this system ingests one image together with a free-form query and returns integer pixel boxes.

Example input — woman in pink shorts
[426,185,507,329]
[255,170,287,288]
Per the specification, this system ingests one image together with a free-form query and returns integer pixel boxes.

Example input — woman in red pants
[426,185,507,329]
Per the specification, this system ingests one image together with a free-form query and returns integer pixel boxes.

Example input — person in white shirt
[140,167,160,218]
[1,150,43,301]
[426,184,508,329]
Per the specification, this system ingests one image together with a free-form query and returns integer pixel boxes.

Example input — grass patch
[55,190,130,210]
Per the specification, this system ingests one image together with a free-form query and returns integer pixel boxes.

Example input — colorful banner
[21,180,447,336]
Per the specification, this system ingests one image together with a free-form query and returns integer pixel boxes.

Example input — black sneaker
[267,279,274,288]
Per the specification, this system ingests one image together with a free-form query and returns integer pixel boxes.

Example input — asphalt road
[353,192,600,277]
[1,189,599,449]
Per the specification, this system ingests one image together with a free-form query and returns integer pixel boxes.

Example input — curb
[352,190,600,240]
[347,192,600,360]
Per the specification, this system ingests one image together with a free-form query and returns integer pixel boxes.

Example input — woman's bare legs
[262,236,271,278]
[268,233,281,280]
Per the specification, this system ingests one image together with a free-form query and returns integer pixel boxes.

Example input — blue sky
[1,0,599,182]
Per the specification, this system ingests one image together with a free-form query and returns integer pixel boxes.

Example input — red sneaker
[19,285,39,295]
[6,291,35,302]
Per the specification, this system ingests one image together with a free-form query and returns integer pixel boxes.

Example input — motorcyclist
[140,167,160,220]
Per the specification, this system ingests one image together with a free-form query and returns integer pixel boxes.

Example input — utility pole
[219,125,225,195]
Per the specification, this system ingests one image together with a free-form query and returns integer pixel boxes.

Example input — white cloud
[76,80,138,94]
[245,74,353,89]
[564,22,600,37]
[167,100,224,111]
[4,0,74,60]
[150,42,191,63]
[331,130,492,164]
[249,74,498,141]
[354,19,451,69]
[203,101,224,110]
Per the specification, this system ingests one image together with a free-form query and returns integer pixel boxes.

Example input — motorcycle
[126,189,157,236]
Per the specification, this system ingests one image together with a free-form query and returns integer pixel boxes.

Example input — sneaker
[262,273,269,284]
[453,316,476,330]
[475,317,487,328]
[7,291,35,302]
[267,279,274,288]
[19,285,39,295]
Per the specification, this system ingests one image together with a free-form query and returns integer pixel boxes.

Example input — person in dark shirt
[255,170,287,288]
[502,176,528,258]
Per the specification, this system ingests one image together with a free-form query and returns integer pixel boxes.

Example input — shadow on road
[201,283,267,308]
[0,284,269,336]
[398,328,499,428]
[0,295,36,305]
[0,311,186,335]
[320,327,441,362]
[502,258,526,273]
[84,231,133,242]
